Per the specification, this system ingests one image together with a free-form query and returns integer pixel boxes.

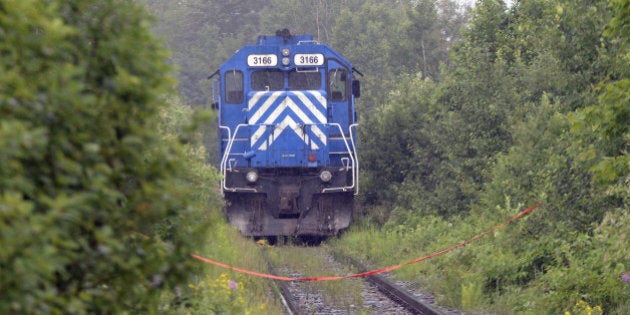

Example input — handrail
[323,123,356,193]
[349,123,359,195]
[220,124,257,193]
[218,126,231,196]
[220,123,357,194]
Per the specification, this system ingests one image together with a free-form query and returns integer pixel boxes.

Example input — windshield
[251,69,321,91]
[251,70,283,91]
[289,70,321,90]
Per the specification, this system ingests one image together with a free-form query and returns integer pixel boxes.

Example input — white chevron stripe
[248,91,328,151]
[286,98,314,124]
[291,92,327,123]
[251,125,267,147]
[294,91,326,110]
[266,116,319,150]
[310,125,327,145]
[248,91,282,124]
[258,136,268,151]
[248,91,264,109]
[252,119,326,151]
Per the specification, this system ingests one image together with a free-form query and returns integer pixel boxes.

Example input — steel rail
[260,247,302,315]
[261,245,444,315]
[331,250,445,315]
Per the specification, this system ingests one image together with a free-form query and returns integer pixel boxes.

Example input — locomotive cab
[214,30,359,237]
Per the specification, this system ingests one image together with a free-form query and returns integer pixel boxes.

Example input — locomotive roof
[255,34,315,45]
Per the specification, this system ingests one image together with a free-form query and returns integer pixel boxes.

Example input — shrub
[0,1,215,313]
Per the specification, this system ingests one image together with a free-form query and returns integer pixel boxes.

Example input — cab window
[225,70,243,103]
[328,69,347,101]
[251,70,284,91]
[288,70,321,90]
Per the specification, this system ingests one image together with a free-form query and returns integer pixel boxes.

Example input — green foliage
[401,0,467,81]
[359,73,439,210]
[565,300,604,315]
[336,196,629,313]
[184,271,272,314]
[568,7,630,186]
[0,1,220,313]
[606,0,630,44]
[143,0,266,106]
[361,0,521,217]
[461,280,484,311]
[163,196,281,314]
[258,0,365,44]
[329,2,406,111]
[137,0,629,313]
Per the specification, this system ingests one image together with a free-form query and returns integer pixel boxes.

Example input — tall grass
[157,101,282,314]
[332,202,630,314]
[159,206,283,314]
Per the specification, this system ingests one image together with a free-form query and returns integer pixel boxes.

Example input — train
[210,29,360,237]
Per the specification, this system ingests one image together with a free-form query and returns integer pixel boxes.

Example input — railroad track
[331,250,446,315]
[260,247,302,314]
[260,245,450,315]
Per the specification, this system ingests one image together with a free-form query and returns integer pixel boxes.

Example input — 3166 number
[247,54,277,67]
[294,53,324,66]
[252,56,273,65]
[299,55,319,64]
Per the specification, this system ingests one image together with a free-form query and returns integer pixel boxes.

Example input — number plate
[247,54,278,67]
[294,53,324,66]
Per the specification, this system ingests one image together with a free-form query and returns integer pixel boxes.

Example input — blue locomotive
[211,29,360,237]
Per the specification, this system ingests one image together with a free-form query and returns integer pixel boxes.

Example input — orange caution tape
[191,254,298,281]
[191,202,542,281]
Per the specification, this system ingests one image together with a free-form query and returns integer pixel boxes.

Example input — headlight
[319,170,332,183]
[282,48,290,56]
[245,170,258,183]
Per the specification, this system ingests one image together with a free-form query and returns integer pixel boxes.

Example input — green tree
[400,0,468,80]
[412,0,515,216]
[339,0,628,312]
[258,0,364,43]
[330,1,408,112]
[359,74,440,211]
[143,0,272,164]
[0,0,214,313]
[569,0,629,186]
[450,0,627,311]
[143,0,267,106]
